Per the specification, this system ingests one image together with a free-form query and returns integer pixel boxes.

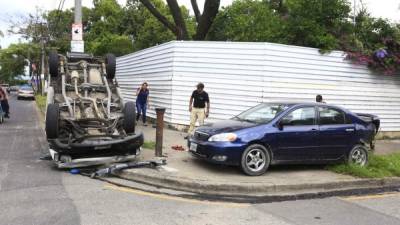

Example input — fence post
[155,107,166,157]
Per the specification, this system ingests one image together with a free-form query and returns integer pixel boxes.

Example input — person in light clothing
[186,83,210,139]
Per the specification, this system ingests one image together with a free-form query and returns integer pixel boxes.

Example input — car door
[318,106,355,159]
[275,106,319,161]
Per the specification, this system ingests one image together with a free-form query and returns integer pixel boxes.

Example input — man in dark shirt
[316,94,326,103]
[186,83,210,138]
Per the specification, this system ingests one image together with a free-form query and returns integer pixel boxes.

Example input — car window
[281,107,315,126]
[319,107,345,125]
[235,103,289,123]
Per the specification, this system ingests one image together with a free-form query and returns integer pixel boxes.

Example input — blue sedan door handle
[346,128,355,132]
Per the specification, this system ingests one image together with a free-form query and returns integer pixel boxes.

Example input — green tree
[0,43,40,83]
[345,6,400,74]
[44,8,74,53]
[122,0,181,51]
[283,0,352,50]
[208,0,284,42]
[0,30,3,49]
[85,0,134,56]
[352,8,400,52]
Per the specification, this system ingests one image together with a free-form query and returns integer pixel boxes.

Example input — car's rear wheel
[347,145,368,166]
[123,101,136,134]
[49,52,59,78]
[46,104,60,139]
[241,144,270,176]
[105,53,116,80]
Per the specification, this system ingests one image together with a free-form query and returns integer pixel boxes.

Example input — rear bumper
[48,132,144,159]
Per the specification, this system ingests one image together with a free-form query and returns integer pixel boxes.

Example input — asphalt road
[0,94,399,225]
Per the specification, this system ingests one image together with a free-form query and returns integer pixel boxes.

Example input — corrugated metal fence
[116,41,400,132]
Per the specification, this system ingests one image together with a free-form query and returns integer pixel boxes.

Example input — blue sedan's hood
[196,119,256,135]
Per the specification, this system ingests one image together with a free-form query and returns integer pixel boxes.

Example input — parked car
[188,102,380,176]
[17,86,35,100]
[10,86,19,92]
[45,52,143,168]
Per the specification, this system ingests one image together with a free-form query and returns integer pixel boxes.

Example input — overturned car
[45,52,143,168]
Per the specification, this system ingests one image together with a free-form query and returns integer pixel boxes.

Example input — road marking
[104,184,250,208]
[341,192,400,201]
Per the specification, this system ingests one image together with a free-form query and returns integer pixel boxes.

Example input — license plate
[189,142,197,152]
[94,145,111,150]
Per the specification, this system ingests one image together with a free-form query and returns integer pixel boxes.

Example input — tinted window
[281,107,315,126]
[319,107,345,125]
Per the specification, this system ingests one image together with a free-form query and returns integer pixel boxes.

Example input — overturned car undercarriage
[45,52,143,168]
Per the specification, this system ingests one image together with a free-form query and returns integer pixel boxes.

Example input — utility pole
[74,0,82,23]
[353,0,356,26]
[71,0,84,52]
[40,35,45,95]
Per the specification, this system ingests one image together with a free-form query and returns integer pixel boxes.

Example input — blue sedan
[188,102,380,176]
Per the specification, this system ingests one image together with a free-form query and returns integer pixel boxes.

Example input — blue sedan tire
[347,145,368,167]
[241,144,271,176]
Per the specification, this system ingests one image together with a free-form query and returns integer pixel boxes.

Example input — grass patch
[328,153,400,178]
[35,94,47,113]
[142,141,156,149]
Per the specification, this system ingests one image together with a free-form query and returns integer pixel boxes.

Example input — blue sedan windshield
[234,103,289,123]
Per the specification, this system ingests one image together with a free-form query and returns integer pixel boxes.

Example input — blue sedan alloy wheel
[241,144,271,176]
[347,145,368,167]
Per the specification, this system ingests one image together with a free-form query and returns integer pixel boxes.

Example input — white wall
[117,41,400,132]
[116,42,174,122]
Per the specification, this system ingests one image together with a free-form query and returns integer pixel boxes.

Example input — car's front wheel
[347,145,368,166]
[240,144,271,176]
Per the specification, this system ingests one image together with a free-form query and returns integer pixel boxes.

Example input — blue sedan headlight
[208,133,237,142]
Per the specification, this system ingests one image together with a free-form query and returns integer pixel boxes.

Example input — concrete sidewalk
[116,123,400,197]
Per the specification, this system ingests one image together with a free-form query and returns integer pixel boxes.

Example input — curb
[117,169,400,198]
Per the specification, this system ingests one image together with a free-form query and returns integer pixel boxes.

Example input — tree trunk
[139,0,220,41]
[166,0,189,40]
[194,0,220,40]
[139,0,178,36]
[191,0,201,23]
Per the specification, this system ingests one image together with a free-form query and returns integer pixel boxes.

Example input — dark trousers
[136,103,147,123]
[1,100,9,116]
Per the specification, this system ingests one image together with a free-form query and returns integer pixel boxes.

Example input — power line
[53,0,66,37]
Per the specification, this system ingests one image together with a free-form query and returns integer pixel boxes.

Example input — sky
[0,0,399,48]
